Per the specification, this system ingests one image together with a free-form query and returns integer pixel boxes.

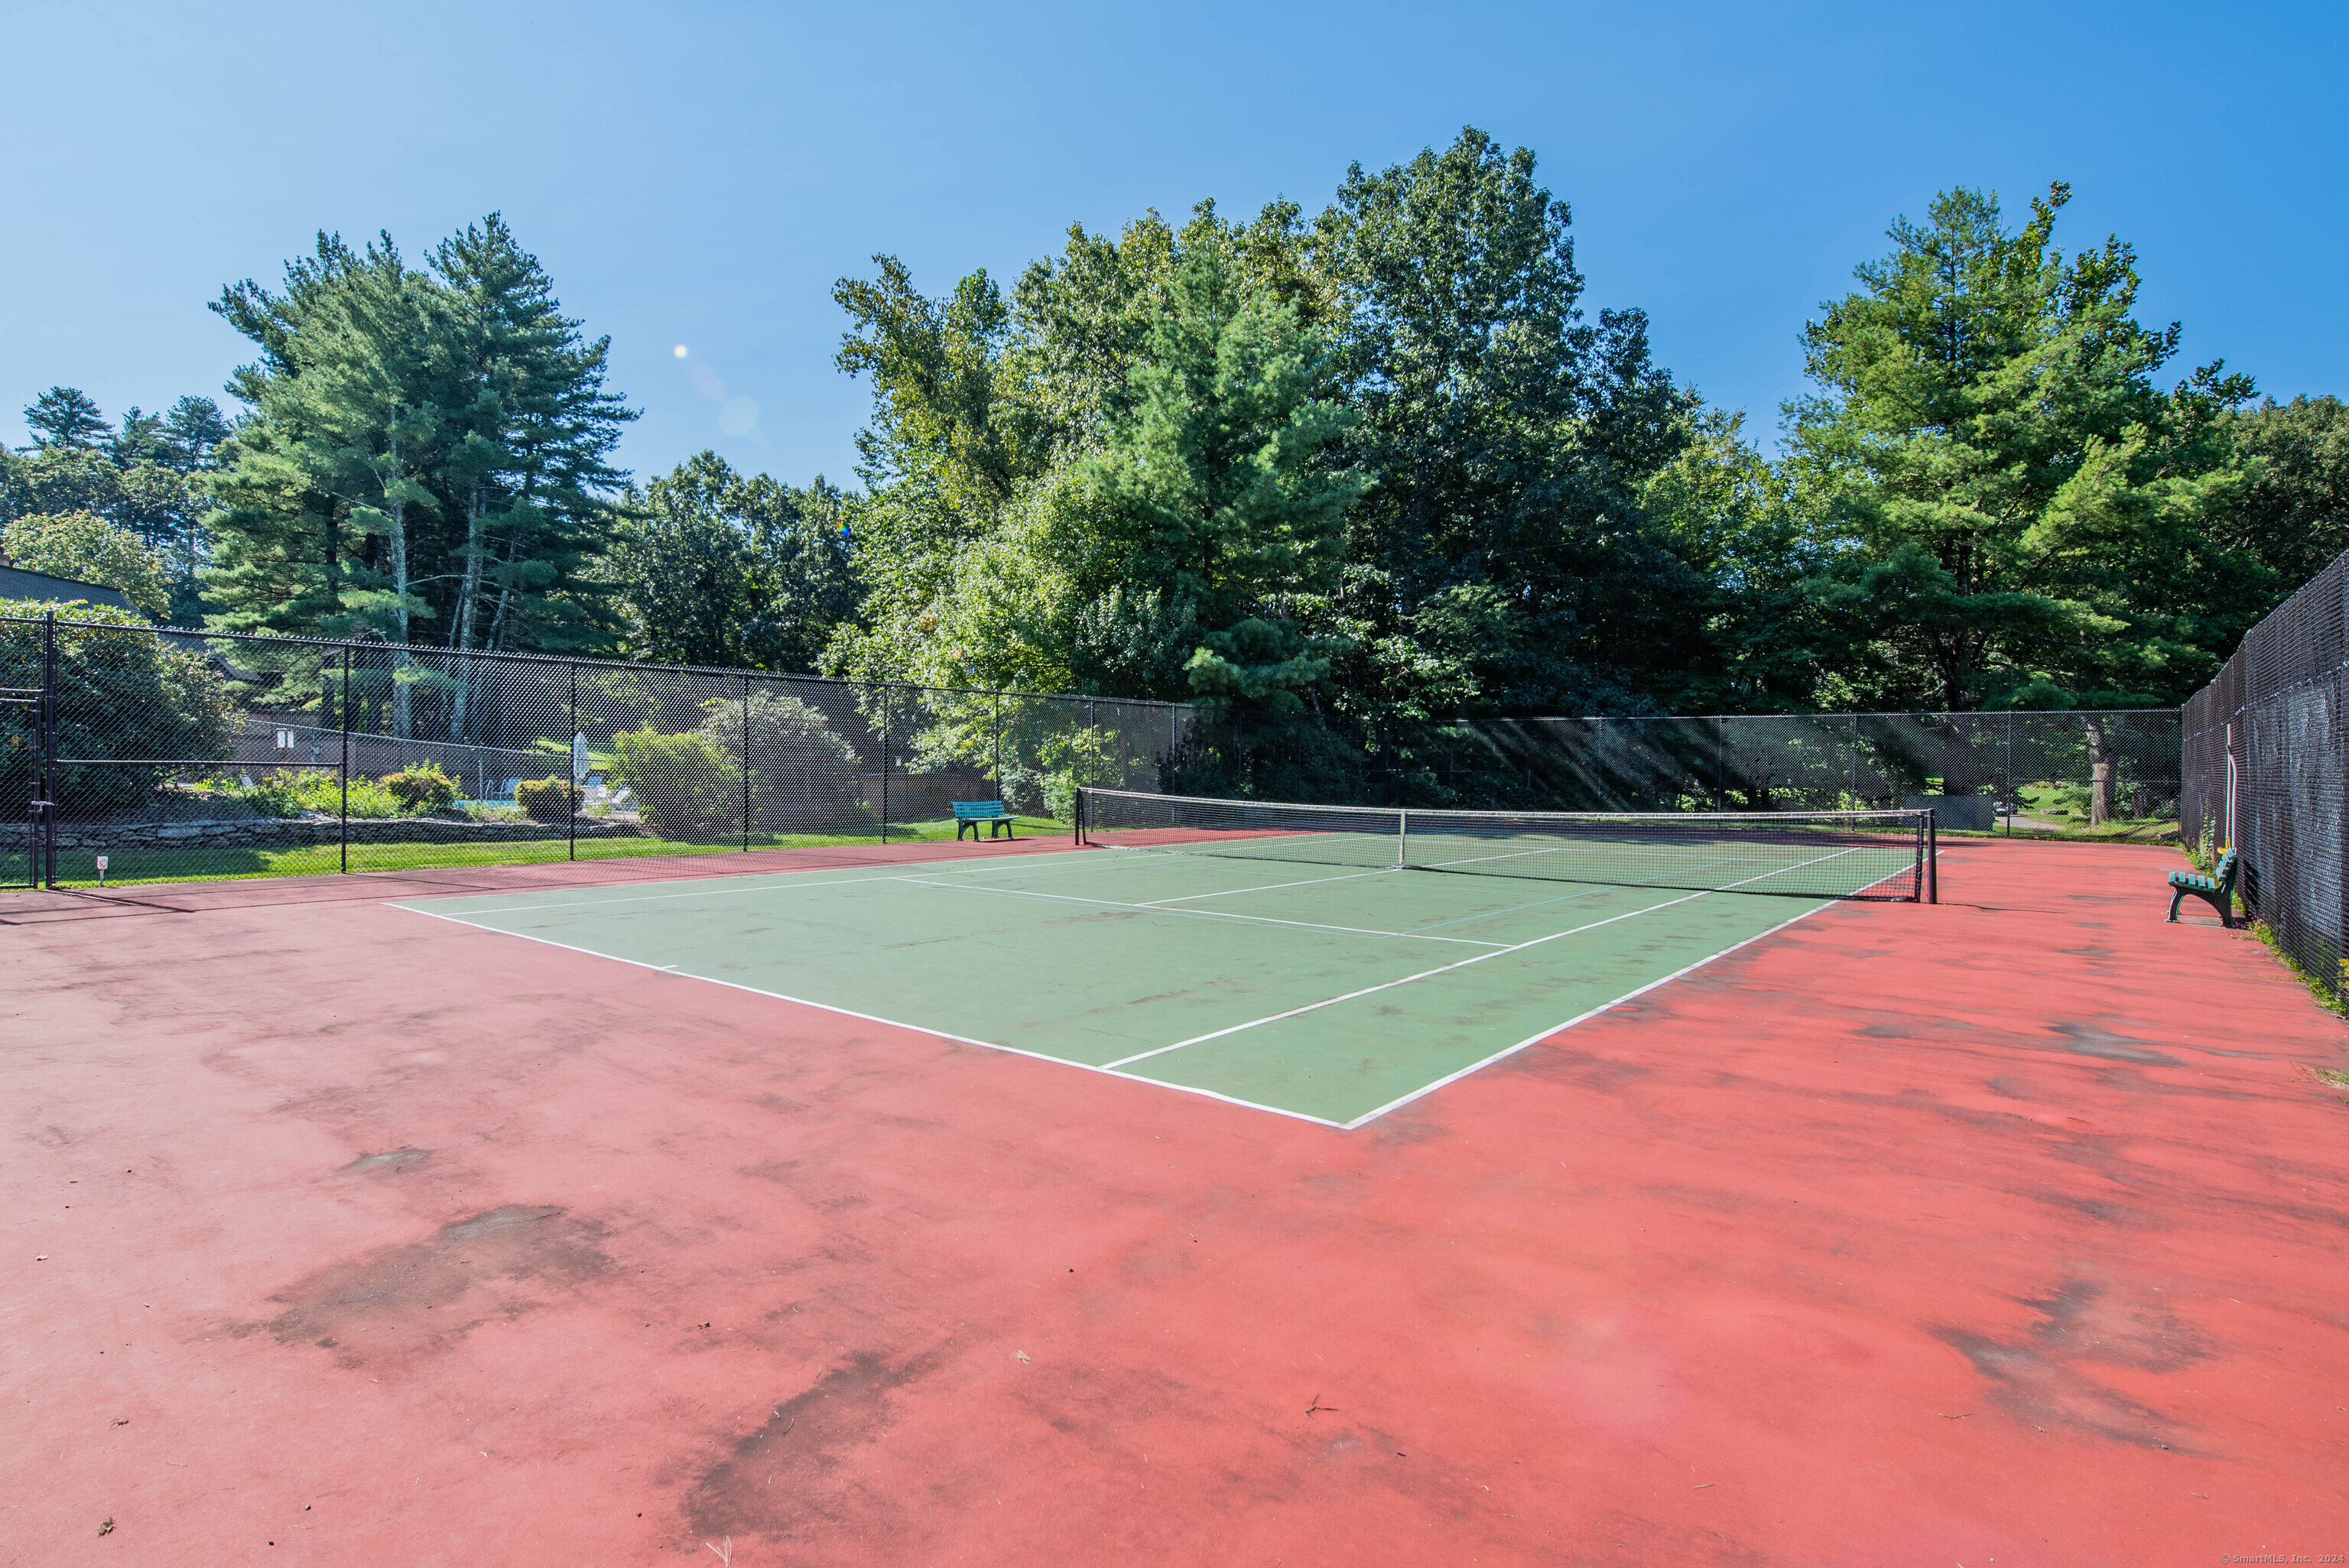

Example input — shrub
[515,776,582,822]
[1036,726,1129,823]
[606,730,733,835]
[381,761,460,813]
[694,690,866,832]
[192,769,401,820]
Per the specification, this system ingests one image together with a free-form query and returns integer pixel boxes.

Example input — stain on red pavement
[4,836,2345,1564]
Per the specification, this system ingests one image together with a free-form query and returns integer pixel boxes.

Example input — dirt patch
[339,1147,430,1174]
[233,1203,610,1364]
[2045,1024,2182,1066]
[683,1346,947,1540]
[1928,1271,2208,1450]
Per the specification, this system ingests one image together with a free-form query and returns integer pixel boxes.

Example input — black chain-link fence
[1172,708,2181,829]
[0,613,1188,889]
[0,610,2186,892]
[2182,550,2347,998]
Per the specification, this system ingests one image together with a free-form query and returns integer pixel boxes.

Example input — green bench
[2166,850,2240,928]
[953,800,1017,841]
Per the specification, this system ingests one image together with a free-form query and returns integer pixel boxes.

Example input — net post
[1925,809,1938,904]
[1397,807,1408,868]
[1073,787,1084,847]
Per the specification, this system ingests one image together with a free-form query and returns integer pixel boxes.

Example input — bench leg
[994,819,1015,840]
[2182,888,2236,929]
[2166,885,2185,923]
[958,821,975,842]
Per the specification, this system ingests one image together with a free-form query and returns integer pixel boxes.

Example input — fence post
[567,664,577,863]
[40,611,55,888]
[2004,710,2015,836]
[879,687,889,847]
[1849,713,1860,807]
[1715,715,1727,811]
[340,646,352,875]
[740,670,752,853]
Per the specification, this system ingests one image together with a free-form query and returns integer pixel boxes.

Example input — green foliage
[0,600,235,816]
[690,690,866,830]
[1308,130,1702,718]
[2219,395,2349,599]
[23,387,111,450]
[605,453,860,671]
[824,130,1701,744]
[191,768,400,819]
[604,732,733,833]
[1037,726,1133,821]
[1087,247,1366,707]
[824,199,1336,706]
[514,774,583,822]
[18,144,2349,770]
[380,760,460,812]
[205,216,635,670]
[5,388,226,625]
[1781,182,2254,710]
[2,510,171,617]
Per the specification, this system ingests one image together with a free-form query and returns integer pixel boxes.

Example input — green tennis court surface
[393,842,1888,1127]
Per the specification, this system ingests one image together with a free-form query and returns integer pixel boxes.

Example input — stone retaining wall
[46,816,650,852]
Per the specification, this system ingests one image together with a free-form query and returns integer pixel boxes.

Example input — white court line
[389,846,1123,917]
[389,833,1907,1131]
[1098,890,1709,1070]
[388,901,1351,1129]
[1337,897,1840,1128]
[1134,865,1400,904]
[894,874,1506,946]
[1100,839,1868,1072]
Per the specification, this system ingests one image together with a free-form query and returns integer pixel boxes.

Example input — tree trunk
[2083,716,2115,826]
[449,484,487,743]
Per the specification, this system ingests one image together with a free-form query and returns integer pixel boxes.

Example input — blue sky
[4,1,2341,489]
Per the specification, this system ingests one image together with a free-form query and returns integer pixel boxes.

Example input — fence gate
[0,613,49,888]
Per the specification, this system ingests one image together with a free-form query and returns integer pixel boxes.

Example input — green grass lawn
[2003,781,2178,842]
[28,816,1069,889]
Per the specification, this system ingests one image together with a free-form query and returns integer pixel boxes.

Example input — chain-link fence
[0,613,1193,889]
[0,610,2188,891]
[1171,708,2181,828]
[2182,550,2348,998]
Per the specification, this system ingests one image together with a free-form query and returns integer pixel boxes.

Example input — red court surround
[3,836,2344,1563]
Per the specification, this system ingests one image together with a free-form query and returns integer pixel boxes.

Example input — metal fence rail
[2182,550,2349,998]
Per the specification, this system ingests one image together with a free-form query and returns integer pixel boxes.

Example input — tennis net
[1075,788,1936,901]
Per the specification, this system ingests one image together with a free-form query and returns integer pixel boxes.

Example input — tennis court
[395,791,1931,1126]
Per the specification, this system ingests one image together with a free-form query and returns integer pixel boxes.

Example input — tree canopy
[11,134,2338,742]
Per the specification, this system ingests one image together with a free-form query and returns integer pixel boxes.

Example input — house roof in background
[0,564,138,614]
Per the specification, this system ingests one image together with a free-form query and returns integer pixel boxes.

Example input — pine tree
[205,216,634,739]
[22,387,112,450]
[1080,246,1366,707]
